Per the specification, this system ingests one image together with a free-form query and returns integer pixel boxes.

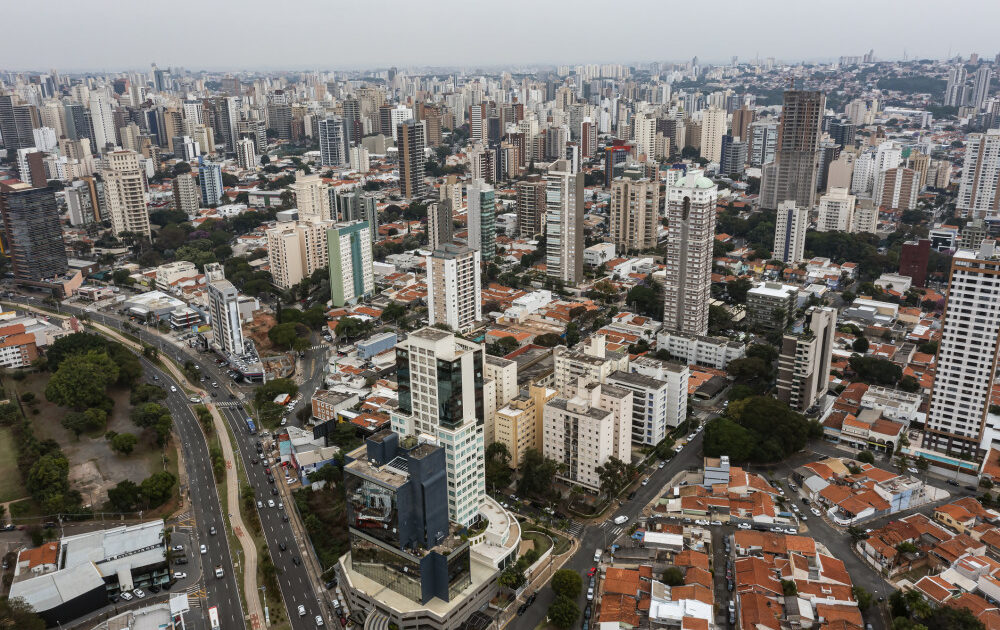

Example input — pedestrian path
[566,520,585,537]
[599,521,625,539]
[186,586,206,607]
[209,401,244,408]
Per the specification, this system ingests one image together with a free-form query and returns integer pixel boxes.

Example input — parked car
[133,589,146,598]
[316,615,325,626]
[120,592,133,601]
[737,522,751,530]
[173,572,187,580]
[171,544,184,551]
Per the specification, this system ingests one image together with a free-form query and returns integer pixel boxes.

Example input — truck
[246,418,257,435]
[215,565,224,578]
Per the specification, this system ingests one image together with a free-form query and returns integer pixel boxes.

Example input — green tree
[852,337,870,353]
[45,350,119,409]
[853,585,874,612]
[596,456,632,499]
[139,471,177,508]
[849,354,902,386]
[485,442,513,491]
[547,595,580,630]
[110,432,138,455]
[108,480,141,511]
[499,566,526,590]
[518,448,559,499]
[857,450,876,464]
[533,333,563,347]
[703,417,755,462]
[131,402,173,445]
[727,278,752,303]
[551,569,583,598]
[846,525,867,542]
[267,322,301,349]
[781,579,798,596]
[661,567,684,586]
[0,596,46,630]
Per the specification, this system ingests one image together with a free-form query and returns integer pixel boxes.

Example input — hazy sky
[5,0,1000,72]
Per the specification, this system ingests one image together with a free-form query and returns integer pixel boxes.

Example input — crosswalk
[566,520,585,537]
[599,521,625,539]
[210,401,244,408]
[186,586,206,607]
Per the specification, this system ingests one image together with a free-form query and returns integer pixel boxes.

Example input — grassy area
[521,530,552,556]
[292,482,349,575]
[523,527,570,556]
[0,428,26,504]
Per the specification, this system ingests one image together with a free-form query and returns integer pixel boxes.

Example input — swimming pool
[902,448,978,470]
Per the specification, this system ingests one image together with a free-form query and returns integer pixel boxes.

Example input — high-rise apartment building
[662,170,717,336]
[776,307,836,413]
[545,160,584,286]
[515,176,546,239]
[426,243,482,333]
[235,137,257,169]
[397,120,426,199]
[332,188,378,239]
[0,94,38,151]
[102,150,151,238]
[700,106,727,163]
[198,160,223,207]
[899,239,930,288]
[746,282,798,332]
[291,174,332,220]
[760,90,825,209]
[327,221,374,307]
[466,180,496,262]
[495,385,557,468]
[926,241,1000,457]
[945,65,968,108]
[319,117,349,167]
[877,167,919,211]
[773,200,808,264]
[632,113,657,159]
[266,218,333,289]
[609,177,659,253]
[720,135,748,175]
[748,120,778,167]
[88,91,117,152]
[172,172,200,216]
[957,129,1000,218]
[731,106,755,142]
[205,263,245,356]
[816,187,857,232]
[392,328,485,526]
[973,66,993,111]
[427,199,454,251]
[0,181,68,287]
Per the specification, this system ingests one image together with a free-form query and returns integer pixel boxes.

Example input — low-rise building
[746,282,798,332]
[655,330,745,370]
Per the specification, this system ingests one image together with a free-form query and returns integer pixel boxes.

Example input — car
[864,528,873,534]
[133,589,145,598]
[584,605,592,620]
[212,382,219,388]
[120,591,133,601]
[784,527,797,534]
[282,514,289,522]
[257,500,263,508]
[517,603,528,616]
[587,566,597,576]
[907,467,919,474]
[292,556,302,566]
[267,476,275,484]
[200,544,207,554]
[189,396,200,403]
[271,488,279,495]
[694,519,709,526]
[586,587,594,601]
[710,520,723,526]
[687,434,695,441]
[658,461,666,469]
[251,457,258,465]
[325,580,337,590]
[200,377,206,382]
[209,526,217,535]
[279,542,287,552]
[278,502,284,510]
[264,466,271,474]
[770,527,784,533]
[641,478,649,486]
[268,499,275,508]
[948,480,959,486]
[613,515,629,525]
[152,375,159,381]
[171,544,184,551]
[728,579,734,591]
[316,615,325,626]
[801,497,810,505]
[298,605,307,617]
[174,556,188,565]
[339,616,348,627]
[811,508,822,517]
[799,515,808,521]
[173,572,187,579]
[149,585,161,594]
[280,417,288,426]
[170,386,177,392]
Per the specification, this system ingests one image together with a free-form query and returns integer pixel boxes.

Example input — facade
[553,336,629,396]
[700,106,727,163]
[543,382,632,492]
[205,263,245,356]
[926,242,1000,457]
[607,369,675,447]
[198,160,224,206]
[467,180,496,262]
[720,135,748,175]
[293,174,332,220]
[662,170,717,336]
[235,137,257,169]
[609,177,659,253]
[746,282,798,332]
[773,200,808,264]
[391,328,485,526]
[957,130,1000,218]
[0,181,68,286]
[748,120,778,167]
[328,221,375,307]
[427,199,454,251]
[777,307,836,413]
[172,171,200,216]
[654,330,746,370]
[899,239,930,288]
[266,218,333,289]
[319,117,349,167]
[877,167,919,211]
[816,187,857,232]
[516,176,546,239]
[761,90,825,209]
[495,385,557,467]
[102,150,151,238]
[545,160,585,286]
[397,119,426,199]
[426,244,481,333]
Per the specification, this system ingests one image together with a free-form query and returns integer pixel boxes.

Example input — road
[19,294,333,629]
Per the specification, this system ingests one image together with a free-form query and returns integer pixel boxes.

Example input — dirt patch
[246,312,278,353]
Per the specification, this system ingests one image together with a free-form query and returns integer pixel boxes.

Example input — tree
[857,450,876,464]
[726,357,773,393]
[565,322,581,348]
[916,456,930,479]
[485,442,513,490]
[533,333,563,347]
[45,350,119,409]
[551,569,583,599]
[131,402,173,445]
[108,479,142,511]
[139,471,177,508]
[0,596,46,630]
[727,278,752,303]
[518,448,559,498]
[267,322,300,349]
[849,354,902,386]
[899,375,921,393]
[110,432,138,455]
[853,586,874,612]
[846,525,867,543]
[781,579,798,596]
[706,396,813,463]
[661,567,684,586]
[382,301,406,323]
[499,566,526,590]
[708,304,734,334]
[895,541,919,554]
[852,337,870,353]
[547,595,580,630]
[596,457,632,499]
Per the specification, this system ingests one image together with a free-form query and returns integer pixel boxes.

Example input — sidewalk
[207,403,266,630]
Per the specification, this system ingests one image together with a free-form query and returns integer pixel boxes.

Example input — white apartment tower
[957,130,1000,218]
[926,241,1000,457]
[662,170,717,336]
[102,150,151,238]
[609,177,659,253]
[700,106,727,164]
[205,263,245,356]
[426,243,482,333]
[391,328,486,526]
[88,91,117,152]
[291,174,332,220]
[773,200,808,264]
[545,160,585,286]
[236,137,257,169]
[318,117,349,167]
[816,187,857,232]
[266,218,333,289]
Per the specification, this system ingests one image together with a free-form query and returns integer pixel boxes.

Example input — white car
[710,520,723,526]
[257,500,263,508]
[799,515,808,521]
[298,604,307,617]
[641,478,649,486]
[171,544,184,551]
[280,417,288,426]
[811,508,822,517]
[170,386,177,392]
[278,502,284,510]
[586,588,594,601]
[316,615,325,626]
[694,519,710,526]
[658,461,666,468]
[173,572,187,580]
[268,499,275,508]
[133,589,146,598]
[120,591,133,601]
[785,528,797,534]
[737,522,752,530]
[189,396,200,403]
[200,544,207,554]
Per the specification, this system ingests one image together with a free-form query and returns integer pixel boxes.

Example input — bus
[208,606,221,630]
[246,418,257,435]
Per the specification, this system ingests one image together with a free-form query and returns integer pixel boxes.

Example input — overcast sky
[4,0,1000,72]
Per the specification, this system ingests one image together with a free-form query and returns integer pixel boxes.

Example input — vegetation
[661,567,684,586]
[293,466,350,573]
[517,448,560,499]
[485,442,513,490]
[547,595,580,630]
[0,597,46,630]
[551,569,583,599]
[703,396,821,463]
[106,472,177,512]
[849,354,902,386]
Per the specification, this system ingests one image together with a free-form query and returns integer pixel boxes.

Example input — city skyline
[3,0,1000,71]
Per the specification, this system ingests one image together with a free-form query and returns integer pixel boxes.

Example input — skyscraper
[748,120,778,167]
[545,160,584,286]
[327,221,374,307]
[172,172,200,216]
[973,67,993,111]
[515,176,546,239]
[877,167,919,211]
[392,328,485,526]
[102,150,151,238]
[777,307,836,413]
[397,120,426,199]
[609,177,659,253]
[235,137,257,170]
[205,263,245,356]
[700,106,727,163]
[318,117,349,167]
[760,90,825,209]
[662,170,717,336]
[426,243,482,333]
[466,180,496,262]
[88,91,117,152]
[899,239,930,288]
[945,65,968,107]
[926,241,1000,458]
[0,94,37,151]
[957,129,1000,218]
[427,199,454,251]
[266,218,333,289]
[198,160,224,206]
[0,181,68,287]
[772,200,808,264]
[816,187,857,232]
